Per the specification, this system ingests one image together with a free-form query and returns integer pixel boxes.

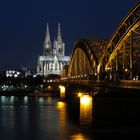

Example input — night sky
[0,0,139,72]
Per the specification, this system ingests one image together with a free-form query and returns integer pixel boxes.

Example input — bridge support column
[122,43,125,71]
[59,85,66,100]
[115,50,119,83]
[130,31,133,80]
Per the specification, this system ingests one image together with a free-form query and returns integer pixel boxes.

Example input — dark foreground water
[0,93,140,140]
[0,96,94,140]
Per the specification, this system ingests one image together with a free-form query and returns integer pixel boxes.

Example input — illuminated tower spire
[57,22,62,42]
[55,22,65,56]
[43,23,52,55]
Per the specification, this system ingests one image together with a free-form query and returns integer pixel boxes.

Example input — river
[0,93,140,140]
[0,96,94,140]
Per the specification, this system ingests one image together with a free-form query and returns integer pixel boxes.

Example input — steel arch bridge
[63,2,140,83]
[68,39,108,80]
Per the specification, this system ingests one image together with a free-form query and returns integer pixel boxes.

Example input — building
[37,23,70,76]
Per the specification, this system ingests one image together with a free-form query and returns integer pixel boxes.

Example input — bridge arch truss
[98,2,140,80]
[68,39,107,80]
[63,2,140,82]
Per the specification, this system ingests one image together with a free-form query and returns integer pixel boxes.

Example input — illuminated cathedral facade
[37,23,70,76]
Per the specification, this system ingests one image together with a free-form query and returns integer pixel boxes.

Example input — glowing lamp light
[56,101,65,109]
[6,74,9,77]
[17,72,20,75]
[14,74,18,78]
[33,74,37,78]
[80,95,91,105]
[125,68,128,72]
[48,86,51,89]
[59,85,66,99]
[78,93,82,97]
[71,133,85,140]
[59,85,66,94]
[80,95,92,125]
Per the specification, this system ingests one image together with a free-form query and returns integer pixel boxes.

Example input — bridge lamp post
[94,72,97,78]
[106,67,112,80]
[124,68,128,80]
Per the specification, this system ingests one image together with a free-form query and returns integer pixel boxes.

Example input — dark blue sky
[0,0,139,72]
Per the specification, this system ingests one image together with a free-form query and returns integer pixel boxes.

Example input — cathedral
[37,23,70,76]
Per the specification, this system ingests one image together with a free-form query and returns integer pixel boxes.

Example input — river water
[0,93,140,140]
[0,96,94,140]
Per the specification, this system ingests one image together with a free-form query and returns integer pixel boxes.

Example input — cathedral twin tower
[43,23,65,56]
[37,23,70,76]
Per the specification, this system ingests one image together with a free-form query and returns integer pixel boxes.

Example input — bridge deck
[61,79,140,90]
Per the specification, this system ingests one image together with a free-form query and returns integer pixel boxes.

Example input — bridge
[61,2,140,90]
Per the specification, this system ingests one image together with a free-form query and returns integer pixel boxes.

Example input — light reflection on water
[0,96,93,140]
[24,96,28,104]
[70,133,90,140]
[80,94,93,126]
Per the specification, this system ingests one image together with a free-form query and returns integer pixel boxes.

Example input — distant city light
[6,70,21,77]
[48,86,51,89]
[125,68,128,72]
[33,74,37,78]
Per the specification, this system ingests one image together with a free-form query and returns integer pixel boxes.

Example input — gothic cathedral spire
[55,22,65,56]
[57,22,62,42]
[43,23,52,55]
[37,22,70,76]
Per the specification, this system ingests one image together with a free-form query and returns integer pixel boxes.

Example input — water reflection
[0,96,15,106]
[0,96,93,140]
[38,97,44,104]
[10,96,15,103]
[56,101,65,109]
[1,96,6,103]
[70,133,89,140]
[24,96,28,105]
[79,94,93,126]
[47,96,52,104]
